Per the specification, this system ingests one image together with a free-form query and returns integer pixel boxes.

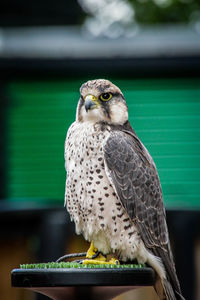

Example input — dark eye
[100,93,112,101]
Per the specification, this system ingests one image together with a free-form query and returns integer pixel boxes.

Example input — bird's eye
[100,93,112,101]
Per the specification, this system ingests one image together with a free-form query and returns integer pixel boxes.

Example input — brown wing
[103,128,182,296]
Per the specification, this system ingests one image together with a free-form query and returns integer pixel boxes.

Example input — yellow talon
[82,259,106,265]
[86,241,98,258]
[82,257,120,265]
[95,253,107,261]
[83,241,120,265]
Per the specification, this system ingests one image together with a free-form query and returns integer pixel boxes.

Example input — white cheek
[81,106,105,122]
[110,103,128,125]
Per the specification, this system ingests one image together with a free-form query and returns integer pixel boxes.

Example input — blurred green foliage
[129,0,200,24]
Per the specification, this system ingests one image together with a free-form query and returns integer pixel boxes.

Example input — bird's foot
[82,256,120,265]
[86,241,100,259]
[82,241,120,265]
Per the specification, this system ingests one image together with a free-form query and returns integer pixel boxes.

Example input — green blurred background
[6,78,200,209]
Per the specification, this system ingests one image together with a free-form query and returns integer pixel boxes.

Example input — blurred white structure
[78,0,136,38]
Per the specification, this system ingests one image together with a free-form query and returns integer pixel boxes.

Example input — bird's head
[76,79,128,125]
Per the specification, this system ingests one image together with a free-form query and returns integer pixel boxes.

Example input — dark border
[1,56,200,79]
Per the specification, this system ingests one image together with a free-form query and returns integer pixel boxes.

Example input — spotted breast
[65,121,143,261]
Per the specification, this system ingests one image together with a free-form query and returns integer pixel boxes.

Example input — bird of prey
[64,79,184,300]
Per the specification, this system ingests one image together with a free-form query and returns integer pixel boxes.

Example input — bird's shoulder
[104,120,154,169]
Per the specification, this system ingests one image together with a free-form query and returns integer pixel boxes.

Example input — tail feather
[152,247,185,300]
[147,249,185,300]
[163,278,177,300]
[163,278,185,300]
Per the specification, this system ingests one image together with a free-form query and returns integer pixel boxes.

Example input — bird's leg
[84,241,106,262]
[86,241,101,259]
[82,241,120,265]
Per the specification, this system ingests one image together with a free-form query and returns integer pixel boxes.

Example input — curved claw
[109,258,120,265]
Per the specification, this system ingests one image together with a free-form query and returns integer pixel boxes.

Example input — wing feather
[103,129,182,296]
[104,130,168,246]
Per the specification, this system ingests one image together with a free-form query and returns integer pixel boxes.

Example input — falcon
[64,79,184,300]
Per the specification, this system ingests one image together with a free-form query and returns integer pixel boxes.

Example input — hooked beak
[84,95,98,112]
